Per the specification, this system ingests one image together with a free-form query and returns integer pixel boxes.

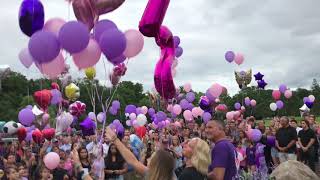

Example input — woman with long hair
[105,127,176,180]
[104,143,128,180]
[178,138,211,180]
[78,147,91,172]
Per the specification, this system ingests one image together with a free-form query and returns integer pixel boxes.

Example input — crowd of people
[0,114,319,180]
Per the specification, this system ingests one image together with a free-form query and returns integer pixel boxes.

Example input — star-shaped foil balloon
[257,80,267,89]
[254,72,264,81]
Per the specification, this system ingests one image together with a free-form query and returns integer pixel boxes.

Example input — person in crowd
[5,167,19,180]
[275,116,297,162]
[78,147,92,173]
[308,114,319,163]
[270,127,280,167]
[170,136,183,171]
[298,120,316,171]
[246,140,256,174]
[229,120,240,144]
[205,120,237,180]
[104,143,128,180]
[39,165,53,180]
[17,163,28,180]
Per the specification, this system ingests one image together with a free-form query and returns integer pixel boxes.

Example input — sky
[1,0,320,95]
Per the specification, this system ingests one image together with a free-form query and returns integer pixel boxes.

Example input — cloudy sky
[2,0,320,95]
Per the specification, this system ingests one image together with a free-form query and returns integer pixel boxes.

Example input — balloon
[42,128,55,141]
[183,83,192,92]
[72,0,98,30]
[309,95,315,102]
[156,111,167,121]
[234,102,241,110]
[209,83,223,97]
[97,112,105,123]
[148,108,155,116]
[129,113,136,120]
[38,52,65,79]
[136,114,147,126]
[175,46,183,58]
[180,99,189,110]
[305,101,314,109]
[226,111,234,121]
[44,152,60,170]
[123,29,144,58]
[270,103,277,111]
[125,105,137,114]
[303,97,310,104]
[126,120,131,126]
[85,67,96,80]
[34,90,52,111]
[93,19,118,41]
[284,90,293,99]
[257,80,267,89]
[19,48,34,68]
[250,100,257,107]
[109,54,127,65]
[251,129,262,142]
[172,104,182,115]
[202,112,212,124]
[18,108,35,126]
[56,112,73,133]
[254,72,264,81]
[19,0,44,37]
[186,92,195,103]
[65,83,80,101]
[73,39,101,69]
[80,117,96,136]
[51,89,62,105]
[32,129,43,144]
[17,128,27,142]
[245,97,251,106]
[95,0,125,15]
[112,100,121,110]
[113,63,127,76]
[141,106,148,115]
[43,18,66,37]
[88,112,96,121]
[139,0,170,37]
[215,104,228,112]
[276,100,284,109]
[234,53,244,65]
[267,136,276,147]
[183,110,193,122]
[272,90,281,100]
[109,73,121,86]
[99,29,127,60]
[173,36,180,48]
[225,51,235,63]
[279,84,287,93]
[28,31,60,64]
[199,96,211,112]
[58,21,90,54]
[166,104,173,112]
[69,101,86,117]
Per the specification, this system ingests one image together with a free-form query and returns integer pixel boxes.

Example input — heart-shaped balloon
[33,90,52,111]
[17,128,27,142]
[42,128,55,141]
[72,0,98,30]
[95,0,125,15]
[32,129,43,144]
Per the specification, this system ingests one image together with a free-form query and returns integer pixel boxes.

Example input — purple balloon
[93,19,118,42]
[156,111,167,121]
[28,31,60,64]
[125,105,137,114]
[254,72,264,81]
[205,89,215,102]
[109,54,126,65]
[26,105,33,110]
[187,103,194,110]
[175,46,183,58]
[267,136,276,147]
[225,51,235,63]
[25,131,33,142]
[257,80,267,89]
[148,108,155,116]
[109,107,117,115]
[112,100,120,110]
[245,98,251,106]
[173,36,180,48]
[50,89,62,105]
[199,97,210,111]
[80,117,96,136]
[251,129,262,142]
[180,99,189,110]
[276,100,284,109]
[58,21,90,53]
[19,0,45,37]
[279,84,287,93]
[171,112,177,118]
[234,102,241,110]
[136,107,142,115]
[305,101,314,109]
[303,97,310,104]
[18,108,35,126]
[99,29,127,60]
[186,92,195,103]
[177,93,185,101]
[202,112,212,123]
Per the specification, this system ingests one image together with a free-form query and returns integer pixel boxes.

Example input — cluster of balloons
[225,51,244,65]
[303,95,316,109]
[269,85,293,111]
[254,72,267,89]
[110,63,127,86]
[123,105,149,128]
[109,119,125,138]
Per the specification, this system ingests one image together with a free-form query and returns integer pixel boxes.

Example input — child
[236,141,247,171]
[246,140,256,174]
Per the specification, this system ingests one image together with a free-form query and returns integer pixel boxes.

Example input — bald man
[206,120,237,180]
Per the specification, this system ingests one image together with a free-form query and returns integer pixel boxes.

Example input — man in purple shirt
[206,120,237,180]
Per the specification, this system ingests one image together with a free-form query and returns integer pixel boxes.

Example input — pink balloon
[38,52,65,79]
[174,121,181,128]
[183,83,192,92]
[272,90,281,100]
[172,104,182,115]
[19,48,34,68]
[234,53,244,65]
[234,111,241,119]
[284,90,292,99]
[141,106,148,115]
[192,107,199,117]
[126,120,131,126]
[43,18,66,37]
[172,68,177,77]
[183,110,193,122]
[72,39,101,69]
[44,152,60,170]
[209,83,223,97]
[123,29,144,58]
[167,104,173,112]
[226,111,234,121]
[129,113,136,120]
[250,99,257,107]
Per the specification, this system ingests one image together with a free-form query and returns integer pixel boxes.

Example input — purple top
[209,139,237,180]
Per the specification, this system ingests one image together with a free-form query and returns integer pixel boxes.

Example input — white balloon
[141,106,148,115]
[270,103,277,111]
[308,95,315,102]
[32,105,44,116]
[88,112,96,121]
[129,113,137,120]
[137,114,147,126]
[97,112,105,123]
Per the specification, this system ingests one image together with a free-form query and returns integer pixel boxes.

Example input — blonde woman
[179,138,211,180]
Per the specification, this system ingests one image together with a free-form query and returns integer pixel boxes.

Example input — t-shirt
[209,139,237,180]
[298,128,316,147]
[276,126,297,153]
[178,167,206,180]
